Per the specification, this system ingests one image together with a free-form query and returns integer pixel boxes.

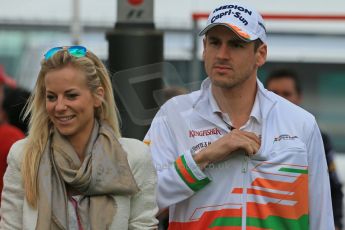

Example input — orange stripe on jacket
[175,157,196,184]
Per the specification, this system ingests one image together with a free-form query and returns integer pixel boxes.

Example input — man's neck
[212,78,257,129]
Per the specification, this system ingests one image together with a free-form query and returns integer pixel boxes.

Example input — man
[145,3,334,229]
[266,69,343,230]
[0,66,25,197]
[3,86,30,133]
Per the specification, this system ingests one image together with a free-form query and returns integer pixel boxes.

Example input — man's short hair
[265,69,302,95]
[254,39,263,52]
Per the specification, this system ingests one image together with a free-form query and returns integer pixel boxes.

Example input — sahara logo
[274,134,298,142]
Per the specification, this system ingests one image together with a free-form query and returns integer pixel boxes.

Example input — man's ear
[256,43,267,67]
[94,87,104,107]
[202,37,207,60]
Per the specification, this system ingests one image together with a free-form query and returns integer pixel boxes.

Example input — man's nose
[216,44,229,60]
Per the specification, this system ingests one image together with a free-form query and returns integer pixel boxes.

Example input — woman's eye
[46,95,56,101]
[67,94,78,100]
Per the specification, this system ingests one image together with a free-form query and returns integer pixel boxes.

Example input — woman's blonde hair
[22,48,121,207]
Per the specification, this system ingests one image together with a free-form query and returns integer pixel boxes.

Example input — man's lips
[213,65,232,72]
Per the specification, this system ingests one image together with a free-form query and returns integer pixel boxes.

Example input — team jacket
[144,78,334,230]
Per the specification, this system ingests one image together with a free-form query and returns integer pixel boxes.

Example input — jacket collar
[193,77,276,128]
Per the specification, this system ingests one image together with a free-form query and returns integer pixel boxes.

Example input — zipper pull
[242,155,249,173]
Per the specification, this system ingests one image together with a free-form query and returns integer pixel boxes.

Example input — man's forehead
[206,25,249,42]
[207,25,236,34]
[268,78,297,90]
[271,77,295,84]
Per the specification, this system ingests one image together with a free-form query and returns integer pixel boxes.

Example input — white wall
[1,0,345,33]
[2,1,345,66]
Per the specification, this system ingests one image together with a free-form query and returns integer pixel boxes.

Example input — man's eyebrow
[207,36,220,41]
[228,38,246,43]
[208,35,246,43]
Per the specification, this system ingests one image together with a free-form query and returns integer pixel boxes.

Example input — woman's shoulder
[118,137,150,158]
[7,138,27,164]
[118,138,154,172]
[119,138,149,155]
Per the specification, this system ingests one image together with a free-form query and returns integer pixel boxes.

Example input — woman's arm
[125,139,158,230]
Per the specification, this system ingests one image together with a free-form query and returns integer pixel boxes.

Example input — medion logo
[213,4,252,15]
[211,10,249,25]
[189,128,221,138]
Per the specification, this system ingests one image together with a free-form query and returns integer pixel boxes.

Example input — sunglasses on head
[44,45,87,60]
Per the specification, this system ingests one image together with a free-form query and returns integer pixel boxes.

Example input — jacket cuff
[174,153,211,192]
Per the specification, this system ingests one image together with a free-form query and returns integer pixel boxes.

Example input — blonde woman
[0,46,158,229]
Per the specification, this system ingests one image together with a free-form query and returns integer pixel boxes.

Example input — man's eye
[231,43,244,48]
[209,40,219,46]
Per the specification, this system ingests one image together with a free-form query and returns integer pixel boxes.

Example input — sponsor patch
[189,128,221,138]
[274,134,298,142]
[143,139,151,145]
[191,141,212,154]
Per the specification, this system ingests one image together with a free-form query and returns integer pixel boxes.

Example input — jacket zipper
[241,155,249,230]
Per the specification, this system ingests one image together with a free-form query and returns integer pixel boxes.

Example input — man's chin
[212,79,236,89]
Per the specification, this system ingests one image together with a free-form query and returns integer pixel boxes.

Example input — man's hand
[193,129,260,170]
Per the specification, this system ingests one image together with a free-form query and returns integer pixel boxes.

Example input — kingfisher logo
[189,128,221,138]
[274,134,298,142]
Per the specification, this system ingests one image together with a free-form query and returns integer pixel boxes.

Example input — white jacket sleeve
[144,108,211,211]
[0,141,25,229]
[127,140,159,230]
[307,122,335,230]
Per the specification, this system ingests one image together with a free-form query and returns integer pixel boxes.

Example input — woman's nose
[55,98,67,111]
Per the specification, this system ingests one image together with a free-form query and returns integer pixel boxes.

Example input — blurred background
[1,0,345,225]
